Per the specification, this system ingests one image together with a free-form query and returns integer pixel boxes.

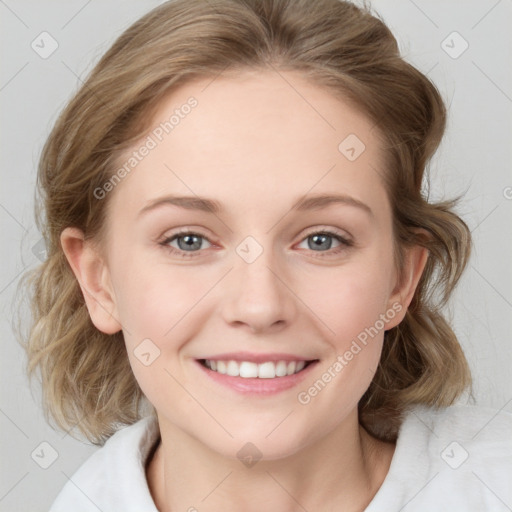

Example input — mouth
[199,359,313,378]
[196,354,319,395]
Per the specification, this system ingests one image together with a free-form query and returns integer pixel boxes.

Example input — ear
[385,243,428,329]
[60,227,122,334]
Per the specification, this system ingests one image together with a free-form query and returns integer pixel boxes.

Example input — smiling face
[64,68,424,460]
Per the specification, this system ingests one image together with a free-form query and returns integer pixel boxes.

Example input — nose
[221,248,298,334]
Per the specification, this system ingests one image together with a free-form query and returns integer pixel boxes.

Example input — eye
[159,228,352,259]
[296,230,352,255]
[160,231,212,257]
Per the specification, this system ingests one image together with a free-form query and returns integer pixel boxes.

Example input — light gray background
[1,0,511,510]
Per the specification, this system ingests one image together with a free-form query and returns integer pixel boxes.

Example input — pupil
[178,235,201,251]
[309,234,331,251]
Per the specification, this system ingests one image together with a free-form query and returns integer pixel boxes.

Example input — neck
[146,412,395,512]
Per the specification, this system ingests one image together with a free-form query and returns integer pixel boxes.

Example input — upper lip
[199,352,316,363]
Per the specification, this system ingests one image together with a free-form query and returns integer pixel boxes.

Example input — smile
[196,352,319,395]
[202,359,308,378]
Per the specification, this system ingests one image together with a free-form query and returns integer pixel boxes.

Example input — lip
[195,353,319,396]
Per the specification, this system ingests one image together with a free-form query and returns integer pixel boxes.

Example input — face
[81,70,414,459]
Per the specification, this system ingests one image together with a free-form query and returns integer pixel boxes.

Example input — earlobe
[386,244,429,329]
[60,227,122,334]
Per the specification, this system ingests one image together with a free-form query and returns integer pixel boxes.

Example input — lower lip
[195,360,318,396]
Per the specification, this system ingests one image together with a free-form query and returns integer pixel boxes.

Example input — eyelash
[159,228,353,259]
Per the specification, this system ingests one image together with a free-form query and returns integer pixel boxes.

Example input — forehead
[108,69,387,217]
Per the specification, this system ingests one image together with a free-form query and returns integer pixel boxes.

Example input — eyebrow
[138,193,373,217]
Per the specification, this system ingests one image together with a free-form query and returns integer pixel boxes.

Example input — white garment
[49,404,512,511]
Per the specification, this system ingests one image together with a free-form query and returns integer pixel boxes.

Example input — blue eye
[296,231,352,255]
[160,229,351,259]
[161,232,212,256]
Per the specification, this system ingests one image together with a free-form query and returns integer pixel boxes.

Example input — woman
[20,0,511,510]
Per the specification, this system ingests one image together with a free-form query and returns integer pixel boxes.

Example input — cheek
[293,265,391,431]
[112,255,212,340]
[110,258,221,397]
[112,262,209,410]
[304,260,393,348]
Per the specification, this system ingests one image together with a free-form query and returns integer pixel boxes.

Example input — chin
[205,416,324,463]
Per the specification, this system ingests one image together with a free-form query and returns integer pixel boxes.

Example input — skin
[61,69,427,511]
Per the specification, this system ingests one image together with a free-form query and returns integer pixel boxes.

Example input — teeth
[239,361,258,378]
[226,360,239,377]
[258,362,275,379]
[203,359,309,378]
[275,361,288,377]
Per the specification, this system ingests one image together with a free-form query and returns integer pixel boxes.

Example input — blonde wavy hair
[18,0,472,445]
